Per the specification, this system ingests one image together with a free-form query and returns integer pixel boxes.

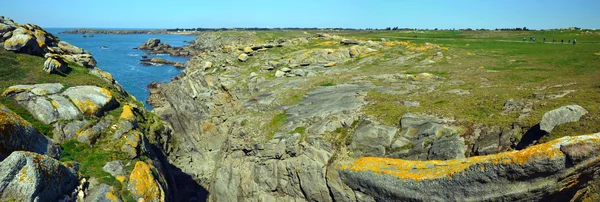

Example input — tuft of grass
[319,81,335,87]
[290,126,306,134]
[266,111,287,140]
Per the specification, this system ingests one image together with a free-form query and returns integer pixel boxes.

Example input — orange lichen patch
[128,161,165,202]
[120,105,135,120]
[72,99,100,116]
[342,135,600,181]
[201,121,214,132]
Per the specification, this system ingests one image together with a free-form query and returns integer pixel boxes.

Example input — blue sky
[1,0,599,29]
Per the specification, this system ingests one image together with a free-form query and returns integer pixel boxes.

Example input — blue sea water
[45,28,197,109]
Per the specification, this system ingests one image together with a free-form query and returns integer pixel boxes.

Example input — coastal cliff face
[147,31,600,201]
[0,16,174,201]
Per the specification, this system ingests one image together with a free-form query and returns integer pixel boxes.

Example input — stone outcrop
[0,104,61,160]
[43,54,68,74]
[340,133,600,201]
[540,105,588,133]
[0,151,78,201]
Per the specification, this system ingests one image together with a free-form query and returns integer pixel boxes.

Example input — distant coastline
[59,28,198,35]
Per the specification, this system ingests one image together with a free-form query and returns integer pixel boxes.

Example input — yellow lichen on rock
[72,99,100,116]
[324,62,337,67]
[128,161,165,202]
[243,47,253,53]
[1,86,32,96]
[51,100,60,109]
[105,186,122,202]
[116,175,126,183]
[120,105,135,120]
[342,134,600,181]
[99,87,113,98]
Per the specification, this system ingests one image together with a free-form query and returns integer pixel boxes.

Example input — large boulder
[0,151,78,201]
[340,133,600,201]
[62,86,116,116]
[0,104,61,160]
[540,105,588,133]
[127,161,165,202]
[3,27,43,55]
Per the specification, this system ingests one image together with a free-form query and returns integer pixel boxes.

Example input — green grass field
[242,29,600,142]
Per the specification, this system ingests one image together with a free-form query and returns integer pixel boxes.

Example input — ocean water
[45,28,197,109]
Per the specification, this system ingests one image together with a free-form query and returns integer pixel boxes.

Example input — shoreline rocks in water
[140,57,184,67]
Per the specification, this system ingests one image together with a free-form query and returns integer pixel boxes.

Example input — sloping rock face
[0,104,60,160]
[340,133,600,201]
[0,151,78,201]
